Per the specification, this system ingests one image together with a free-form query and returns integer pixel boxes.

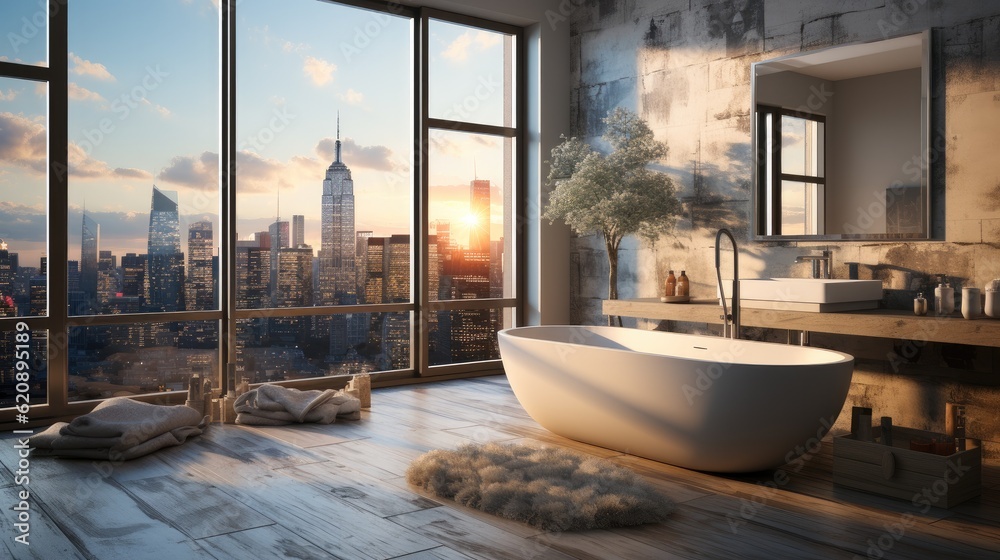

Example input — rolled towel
[234,384,360,425]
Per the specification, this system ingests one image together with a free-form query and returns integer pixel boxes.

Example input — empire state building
[319,117,356,306]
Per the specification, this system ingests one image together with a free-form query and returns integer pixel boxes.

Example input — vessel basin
[740,278,883,304]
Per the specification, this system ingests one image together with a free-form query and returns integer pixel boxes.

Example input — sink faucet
[796,250,832,279]
[715,228,740,340]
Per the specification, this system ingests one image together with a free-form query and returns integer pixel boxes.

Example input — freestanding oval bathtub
[497,325,854,472]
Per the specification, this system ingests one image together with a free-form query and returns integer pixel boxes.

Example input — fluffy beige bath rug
[406,442,675,531]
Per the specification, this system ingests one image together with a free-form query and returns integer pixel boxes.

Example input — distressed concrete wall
[567,1,1000,455]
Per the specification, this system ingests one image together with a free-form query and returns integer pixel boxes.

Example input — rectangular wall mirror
[751,31,932,241]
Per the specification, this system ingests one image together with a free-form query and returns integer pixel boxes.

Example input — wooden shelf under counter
[603,298,1000,348]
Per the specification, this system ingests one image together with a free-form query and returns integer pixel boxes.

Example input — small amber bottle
[676,270,690,297]
[664,270,677,298]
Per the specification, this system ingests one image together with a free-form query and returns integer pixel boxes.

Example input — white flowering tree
[545,107,681,323]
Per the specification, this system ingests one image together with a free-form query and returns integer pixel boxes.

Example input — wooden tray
[833,426,981,508]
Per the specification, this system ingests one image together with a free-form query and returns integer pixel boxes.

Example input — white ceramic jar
[962,287,981,319]
[987,289,1000,319]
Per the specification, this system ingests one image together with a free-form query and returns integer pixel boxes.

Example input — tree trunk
[607,249,618,300]
[606,238,622,327]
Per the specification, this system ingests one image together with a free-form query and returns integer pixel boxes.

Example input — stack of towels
[234,384,360,425]
[30,397,207,461]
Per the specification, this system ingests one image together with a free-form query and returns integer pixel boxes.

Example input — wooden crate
[832,426,981,508]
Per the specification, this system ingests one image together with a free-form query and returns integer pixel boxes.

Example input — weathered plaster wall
[567,1,1000,454]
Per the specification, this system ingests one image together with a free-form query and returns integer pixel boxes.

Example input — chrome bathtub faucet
[715,228,740,340]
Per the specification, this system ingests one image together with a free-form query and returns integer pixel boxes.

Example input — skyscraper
[469,179,491,253]
[146,187,184,311]
[235,240,269,310]
[97,249,118,307]
[292,214,305,248]
[271,245,314,343]
[355,230,372,302]
[319,116,356,307]
[186,221,215,311]
[121,253,146,301]
[80,211,100,309]
[0,239,13,301]
[268,219,289,305]
[360,235,411,369]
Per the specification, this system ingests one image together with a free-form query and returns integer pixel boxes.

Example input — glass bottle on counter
[935,277,954,315]
[676,270,690,297]
[664,270,677,298]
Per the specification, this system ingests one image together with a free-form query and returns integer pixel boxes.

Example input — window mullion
[415,10,430,374]
[47,0,69,412]
[222,0,237,393]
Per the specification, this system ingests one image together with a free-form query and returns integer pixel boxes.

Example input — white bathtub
[497,325,854,472]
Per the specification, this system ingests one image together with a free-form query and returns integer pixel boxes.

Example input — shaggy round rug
[406,442,675,531]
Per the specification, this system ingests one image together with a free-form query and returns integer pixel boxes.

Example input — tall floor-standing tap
[715,228,740,339]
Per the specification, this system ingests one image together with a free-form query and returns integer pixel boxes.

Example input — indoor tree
[545,107,681,325]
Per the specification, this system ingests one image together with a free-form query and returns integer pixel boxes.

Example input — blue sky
[0,0,510,270]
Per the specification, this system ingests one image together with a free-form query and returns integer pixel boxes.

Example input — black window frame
[0,0,524,425]
[755,104,826,236]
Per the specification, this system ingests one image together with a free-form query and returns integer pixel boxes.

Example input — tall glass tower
[469,179,490,253]
[186,221,214,311]
[146,186,184,311]
[80,211,100,310]
[319,116,356,307]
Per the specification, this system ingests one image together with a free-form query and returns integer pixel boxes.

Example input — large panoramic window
[424,17,518,370]
[0,0,522,421]
[234,0,414,381]
[62,1,221,401]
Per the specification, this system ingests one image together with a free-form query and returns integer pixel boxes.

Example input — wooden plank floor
[2,376,999,559]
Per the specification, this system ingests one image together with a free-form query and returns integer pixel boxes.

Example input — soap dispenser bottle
[676,270,690,297]
[935,276,955,315]
[664,270,677,298]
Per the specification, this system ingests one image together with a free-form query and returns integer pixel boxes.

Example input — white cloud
[282,41,308,53]
[442,33,473,62]
[315,137,400,172]
[0,112,47,173]
[338,88,364,105]
[303,55,336,86]
[68,82,105,103]
[69,52,116,81]
[68,142,153,180]
[157,151,218,190]
[141,98,172,118]
[0,89,18,101]
[442,31,503,63]
[475,31,502,50]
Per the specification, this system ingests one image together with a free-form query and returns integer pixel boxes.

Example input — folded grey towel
[60,397,205,448]
[29,398,207,460]
[31,422,205,461]
[234,384,360,425]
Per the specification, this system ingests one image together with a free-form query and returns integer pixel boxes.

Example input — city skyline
[1,1,511,269]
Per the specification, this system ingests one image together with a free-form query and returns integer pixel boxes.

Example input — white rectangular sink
[740,278,883,304]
